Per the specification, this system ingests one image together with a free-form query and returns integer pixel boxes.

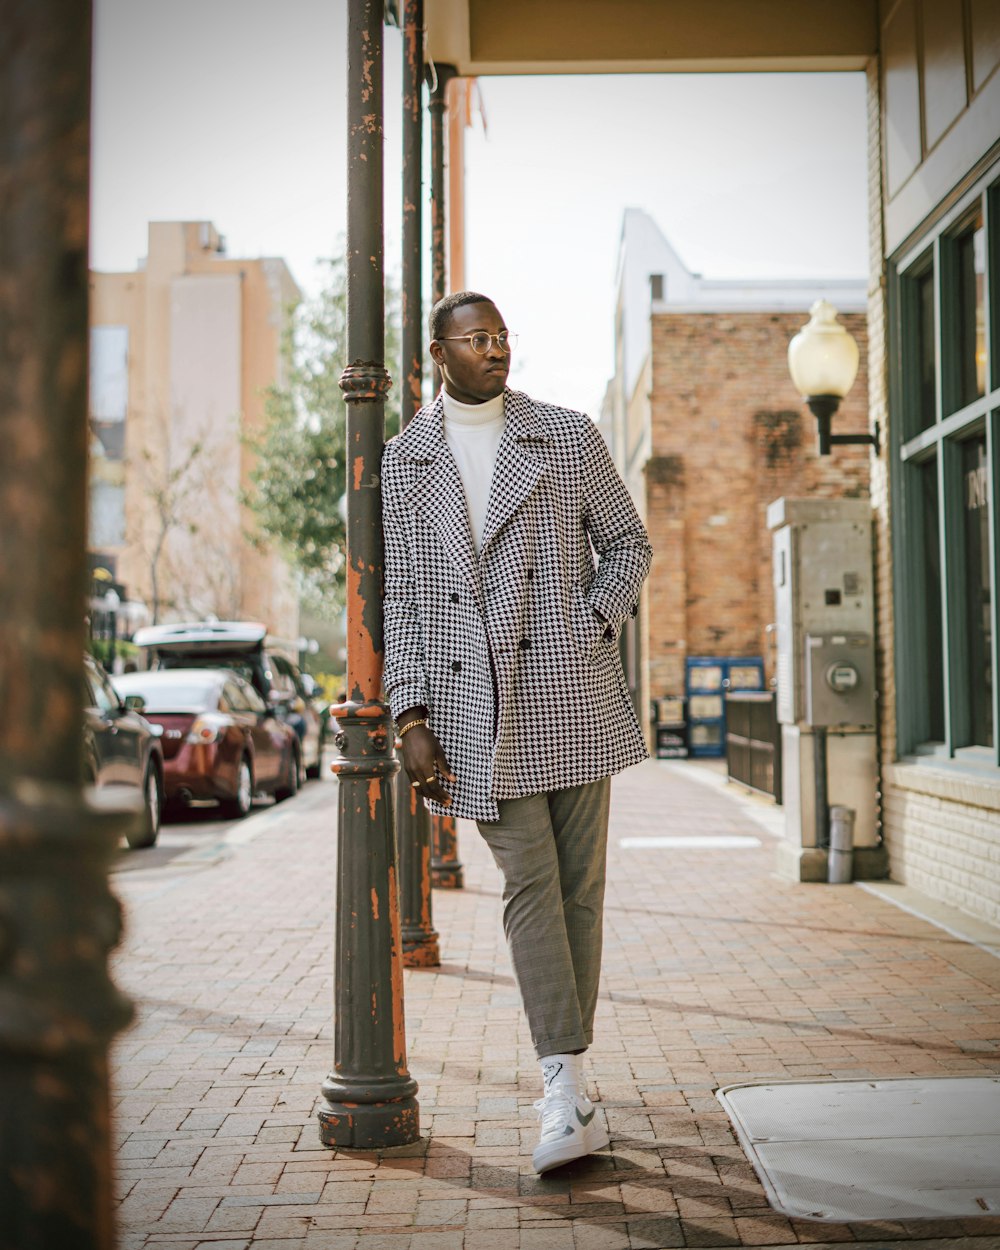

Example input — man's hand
[398,711,455,806]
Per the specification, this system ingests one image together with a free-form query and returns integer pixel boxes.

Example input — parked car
[83,652,164,849]
[133,622,323,779]
[112,667,301,819]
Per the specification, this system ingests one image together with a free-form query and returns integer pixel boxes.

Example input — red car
[113,667,300,819]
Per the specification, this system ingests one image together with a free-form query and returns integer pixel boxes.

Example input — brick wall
[644,309,870,702]
[882,766,1000,925]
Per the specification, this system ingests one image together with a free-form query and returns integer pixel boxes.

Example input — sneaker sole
[533,1123,610,1174]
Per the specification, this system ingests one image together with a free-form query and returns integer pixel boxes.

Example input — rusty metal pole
[395,768,441,965]
[426,59,465,891]
[317,0,419,1149]
[428,61,455,395]
[395,0,441,968]
[0,2,136,1245]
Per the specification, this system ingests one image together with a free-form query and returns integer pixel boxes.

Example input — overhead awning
[425,0,878,75]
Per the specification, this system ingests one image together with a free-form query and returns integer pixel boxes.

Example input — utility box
[804,632,876,727]
[767,498,886,882]
[769,496,874,727]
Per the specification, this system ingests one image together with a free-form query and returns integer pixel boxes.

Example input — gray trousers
[476,777,611,1058]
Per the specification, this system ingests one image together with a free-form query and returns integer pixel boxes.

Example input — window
[893,171,998,765]
[915,264,936,433]
[89,481,125,548]
[88,666,119,713]
[223,680,249,712]
[952,215,986,412]
[963,435,992,747]
[89,325,128,460]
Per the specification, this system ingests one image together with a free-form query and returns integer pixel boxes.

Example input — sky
[91,0,870,417]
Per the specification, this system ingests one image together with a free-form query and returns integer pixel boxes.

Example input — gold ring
[424,775,435,783]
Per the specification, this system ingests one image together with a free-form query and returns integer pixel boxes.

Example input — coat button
[518,638,531,650]
[451,660,462,672]
[449,592,459,603]
[526,568,534,580]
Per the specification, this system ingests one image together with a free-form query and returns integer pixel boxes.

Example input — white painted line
[619,835,762,849]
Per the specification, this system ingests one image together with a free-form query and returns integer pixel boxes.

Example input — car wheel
[127,764,162,849]
[222,755,254,819]
[275,749,301,802]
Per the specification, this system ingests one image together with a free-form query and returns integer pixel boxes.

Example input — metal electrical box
[766,498,884,881]
[804,632,875,727]
[767,497,874,726]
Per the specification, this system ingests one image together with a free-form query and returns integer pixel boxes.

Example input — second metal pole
[396,0,441,966]
[426,57,464,891]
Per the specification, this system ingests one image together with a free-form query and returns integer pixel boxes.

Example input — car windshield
[114,676,219,710]
[158,655,257,686]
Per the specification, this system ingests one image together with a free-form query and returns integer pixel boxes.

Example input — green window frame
[891,167,1000,768]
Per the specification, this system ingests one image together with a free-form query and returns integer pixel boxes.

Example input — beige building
[425,0,1000,927]
[88,221,302,639]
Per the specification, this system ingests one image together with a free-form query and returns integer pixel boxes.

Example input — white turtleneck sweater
[442,388,505,552]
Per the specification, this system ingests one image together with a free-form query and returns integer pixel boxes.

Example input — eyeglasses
[437,330,517,355]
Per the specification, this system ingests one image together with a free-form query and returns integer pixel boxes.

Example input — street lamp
[788,300,879,456]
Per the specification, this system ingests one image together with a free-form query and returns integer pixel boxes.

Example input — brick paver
[110,762,1000,1249]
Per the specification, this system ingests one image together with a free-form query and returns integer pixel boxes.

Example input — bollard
[828,805,855,884]
[431,813,464,889]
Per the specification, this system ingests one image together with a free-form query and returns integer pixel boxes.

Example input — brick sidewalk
[110,762,1000,1250]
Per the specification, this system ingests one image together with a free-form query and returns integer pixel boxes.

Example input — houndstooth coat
[381,388,652,822]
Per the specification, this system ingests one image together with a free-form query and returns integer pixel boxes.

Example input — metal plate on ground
[717,1077,1000,1222]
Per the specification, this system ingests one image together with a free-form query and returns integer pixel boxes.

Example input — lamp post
[317,0,419,1150]
[788,300,878,456]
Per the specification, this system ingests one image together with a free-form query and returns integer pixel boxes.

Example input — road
[110,760,338,896]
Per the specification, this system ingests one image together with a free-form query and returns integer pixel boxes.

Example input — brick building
[603,210,870,724]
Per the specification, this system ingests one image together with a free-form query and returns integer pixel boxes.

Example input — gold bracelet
[398,717,428,738]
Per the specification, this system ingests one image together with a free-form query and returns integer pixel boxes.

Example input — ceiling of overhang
[424,0,879,75]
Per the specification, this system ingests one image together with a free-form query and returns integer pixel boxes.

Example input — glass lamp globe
[788,299,859,399]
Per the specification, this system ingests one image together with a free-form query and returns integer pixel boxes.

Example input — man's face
[430,300,510,404]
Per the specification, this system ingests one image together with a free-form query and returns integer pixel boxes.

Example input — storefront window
[920,458,945,743]
[963,436,993,747]
[916,267,937,431]
[955,217,986,409]
[895,172,998,764]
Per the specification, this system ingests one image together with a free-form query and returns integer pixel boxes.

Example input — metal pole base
[402,927,441,967]
[0,788,136,1249]
[430,813,464,889]
[323,701,420,1150]
[317,1081,420,1149]
[394,754,441,968]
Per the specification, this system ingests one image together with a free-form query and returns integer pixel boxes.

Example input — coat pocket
[570,586,613,665]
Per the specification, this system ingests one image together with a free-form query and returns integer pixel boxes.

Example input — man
[381,291,652,1173]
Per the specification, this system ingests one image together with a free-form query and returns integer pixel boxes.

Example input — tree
[137,436,208,625]
[245,255,401,619]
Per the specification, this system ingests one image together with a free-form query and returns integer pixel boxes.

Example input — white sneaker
[532,1085,609,1174]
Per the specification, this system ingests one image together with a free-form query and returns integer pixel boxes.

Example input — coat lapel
[396,395,479,593]
[478,391,550,560]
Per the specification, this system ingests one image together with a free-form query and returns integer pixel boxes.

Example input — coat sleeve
[381,451,430,720]
[580,418,653,640]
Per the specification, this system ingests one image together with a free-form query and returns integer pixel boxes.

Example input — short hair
[429,290,495,341]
